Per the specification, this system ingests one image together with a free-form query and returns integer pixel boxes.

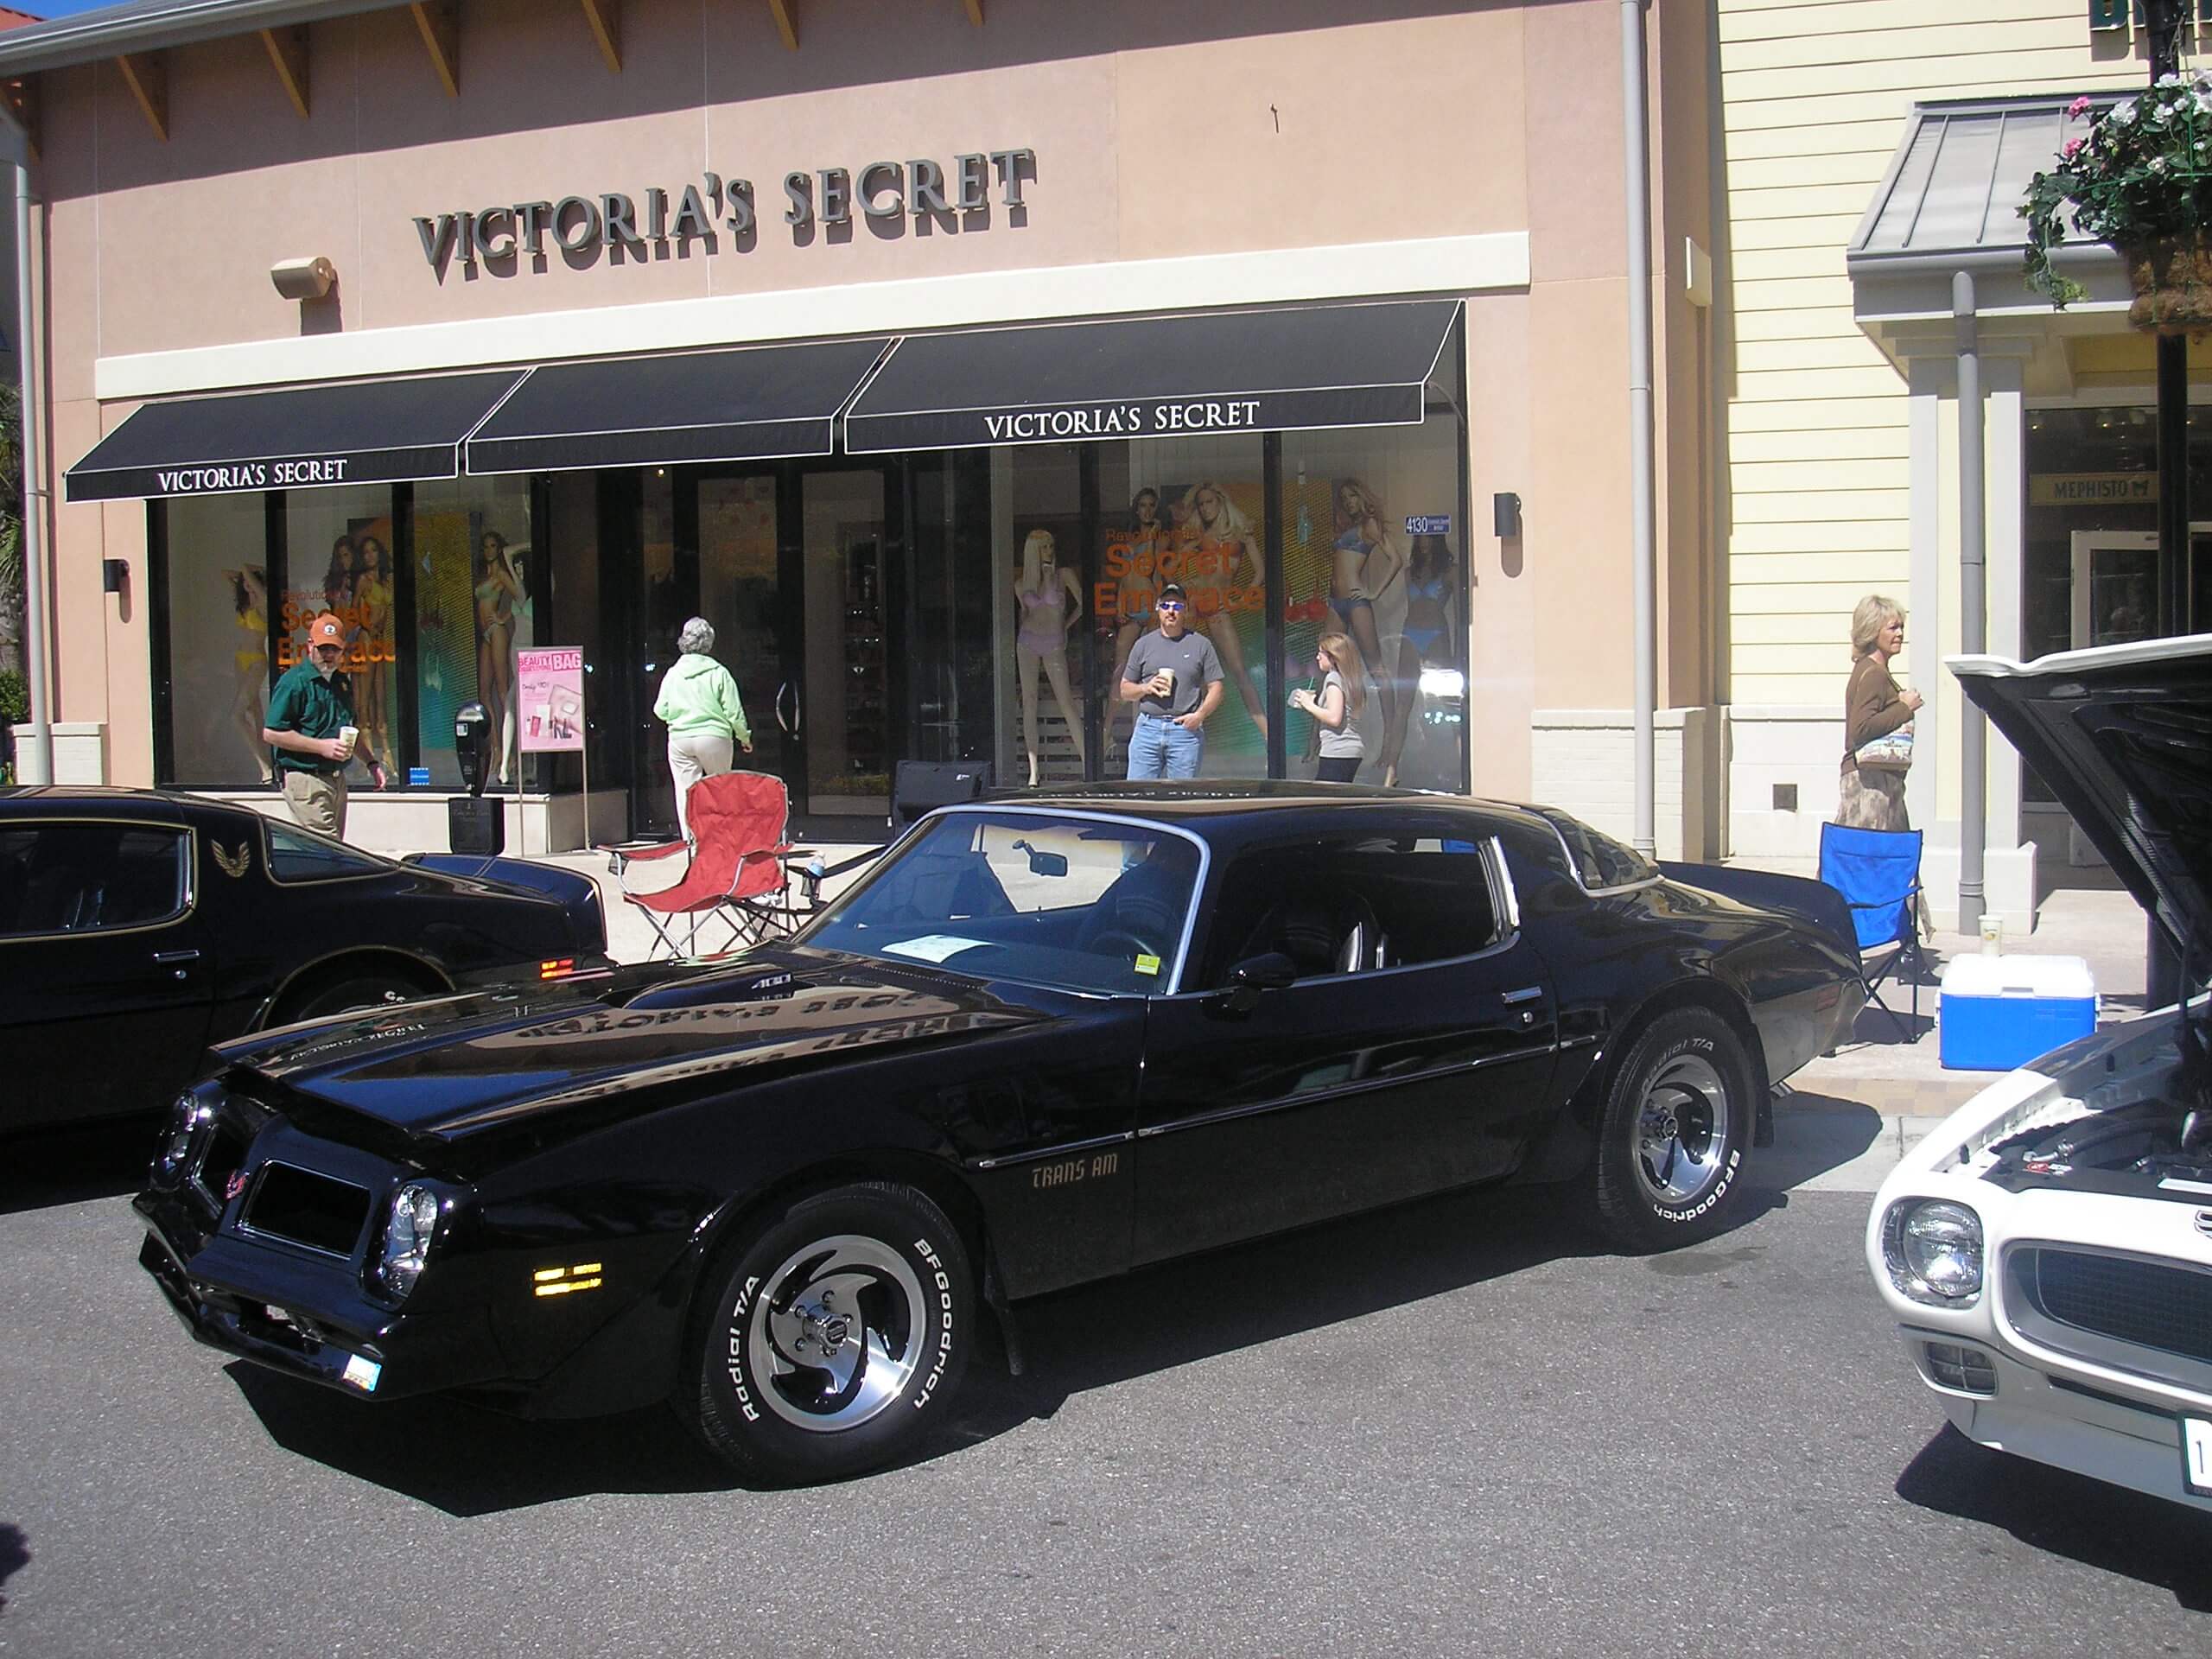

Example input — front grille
[2019,1247,2212,1366]
[1922,1340,1998,1395]
[242,1163,372,1257]
[193,1122,249,1210]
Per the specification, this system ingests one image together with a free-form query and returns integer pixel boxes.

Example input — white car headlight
[378,1183,442,1300]
[1882,1198,1984,1307]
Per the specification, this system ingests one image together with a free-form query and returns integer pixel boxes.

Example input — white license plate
[2184,1416,2212,1497]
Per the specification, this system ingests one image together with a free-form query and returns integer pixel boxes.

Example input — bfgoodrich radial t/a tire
[680,1182,974,1484]
[1591,1007,1755,1252]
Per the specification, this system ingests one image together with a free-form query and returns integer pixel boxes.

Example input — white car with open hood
[1866,632,2212,1514]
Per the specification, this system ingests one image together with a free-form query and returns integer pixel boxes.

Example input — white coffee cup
[1156,667,1176,702]
[338,724,359,758]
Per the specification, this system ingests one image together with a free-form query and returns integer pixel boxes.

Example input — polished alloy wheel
[747,1233,928,1433]
[1633,1052,1731,1206]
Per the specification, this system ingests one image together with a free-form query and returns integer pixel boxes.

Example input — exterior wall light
[270,256,337,300]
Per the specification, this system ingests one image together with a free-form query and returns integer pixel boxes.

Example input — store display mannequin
[474,530,526,784]
[1013,527,1085,787]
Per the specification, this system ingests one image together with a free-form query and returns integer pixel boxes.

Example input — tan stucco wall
[29,0,1710,806]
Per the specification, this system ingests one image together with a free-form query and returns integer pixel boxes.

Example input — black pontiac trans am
[2,786,607,1134]
[136,784,1864,1482]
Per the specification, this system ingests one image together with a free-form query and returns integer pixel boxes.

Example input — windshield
[803,810,1202,995]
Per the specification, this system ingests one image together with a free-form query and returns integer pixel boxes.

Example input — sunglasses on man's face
[1157,600,1185,613]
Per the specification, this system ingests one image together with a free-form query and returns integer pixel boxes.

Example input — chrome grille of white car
[2014,1247,2212,1376]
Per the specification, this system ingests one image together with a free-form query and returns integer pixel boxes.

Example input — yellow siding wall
[1718,1,2146,704]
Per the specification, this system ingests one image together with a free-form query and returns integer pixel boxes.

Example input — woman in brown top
[1836,594,1923,831]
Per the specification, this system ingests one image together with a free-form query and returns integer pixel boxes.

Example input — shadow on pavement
[0,1121,155,1216]
[1896,1424,2212,1610]
[1755,1094,1885,1190]
[0,1522,26,1614]
[227,1178,1764,1512]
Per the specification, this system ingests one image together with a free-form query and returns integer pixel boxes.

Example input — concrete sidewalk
[1774,874,2153,1192]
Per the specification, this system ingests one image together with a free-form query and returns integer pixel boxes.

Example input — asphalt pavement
[3,855,2193,1654]
[3,1116,2208,1656]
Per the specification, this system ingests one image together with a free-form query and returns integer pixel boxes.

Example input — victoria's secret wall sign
[414,150,1037,276]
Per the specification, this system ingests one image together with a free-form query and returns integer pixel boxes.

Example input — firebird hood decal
[222,953,1046,1137]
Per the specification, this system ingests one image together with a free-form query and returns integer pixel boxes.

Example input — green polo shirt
[265,658,357,776]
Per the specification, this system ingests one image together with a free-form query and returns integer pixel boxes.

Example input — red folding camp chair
[614,771,800,959]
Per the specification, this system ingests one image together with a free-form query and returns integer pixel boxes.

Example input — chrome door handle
[1502,985,1544,1005]
[153,950,200,964]
[775,682,793,735]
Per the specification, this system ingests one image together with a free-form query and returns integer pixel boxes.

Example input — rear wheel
[1591,1007,1754,1251]
[285,974,419,1023]
[679,1182,974,1484]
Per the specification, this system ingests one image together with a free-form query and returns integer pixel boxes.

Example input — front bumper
[1896,1325,2212,1515]
[135,1166,505,1404]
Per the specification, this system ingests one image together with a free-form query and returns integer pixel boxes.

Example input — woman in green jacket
[654,616,753,839]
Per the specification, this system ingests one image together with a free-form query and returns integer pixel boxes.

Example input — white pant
[667,732,734,838]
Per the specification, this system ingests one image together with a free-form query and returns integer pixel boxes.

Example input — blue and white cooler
[1938,953,2098,1071]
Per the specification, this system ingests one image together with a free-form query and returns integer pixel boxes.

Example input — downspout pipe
[0,104,47,785]
[1622,0,1657,855]
[1953,271,1985,934]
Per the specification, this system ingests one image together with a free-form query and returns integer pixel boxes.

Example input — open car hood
[1950,635,2212,961]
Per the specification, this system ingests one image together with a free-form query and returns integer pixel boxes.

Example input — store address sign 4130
[414,149,1036,278]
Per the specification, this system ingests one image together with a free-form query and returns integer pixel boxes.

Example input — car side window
[1197,833,1498,988]
[0,822,190,936]
[1530,808,1654,891]
[264,822,388,883]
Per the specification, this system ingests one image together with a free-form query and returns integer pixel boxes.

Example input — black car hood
[214,950,1044,1141]
[1949,635,2212,957]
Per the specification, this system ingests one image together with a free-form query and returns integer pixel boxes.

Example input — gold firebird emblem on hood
[212,841,251,879]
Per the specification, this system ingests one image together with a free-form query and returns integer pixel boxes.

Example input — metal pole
[1621,0,1657,855]
[1953,272,1985,936]
[2148,0,2186,1008]
[0,106,48,783]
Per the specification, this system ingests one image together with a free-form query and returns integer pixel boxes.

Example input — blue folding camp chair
[1817,820,1929,1039]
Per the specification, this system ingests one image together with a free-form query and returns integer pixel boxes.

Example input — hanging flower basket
[2118,234,2212,334]
[2023,79,2212,314]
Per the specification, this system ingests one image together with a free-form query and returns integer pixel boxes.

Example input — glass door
[697,472,798,800]
[797,468,892,824]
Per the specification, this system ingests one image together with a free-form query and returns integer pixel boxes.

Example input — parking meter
[447,700,505,856]
[454,701,492,798]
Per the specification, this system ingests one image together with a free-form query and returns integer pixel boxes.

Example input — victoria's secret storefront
[73,302,1470,839]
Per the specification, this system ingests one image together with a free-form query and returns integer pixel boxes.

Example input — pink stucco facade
[23,0,1718,841]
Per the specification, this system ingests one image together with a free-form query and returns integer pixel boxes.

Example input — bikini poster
[1097,478,1269,769]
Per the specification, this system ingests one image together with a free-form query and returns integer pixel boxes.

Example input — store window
[284,486,400,785]
[1096,437,1269,780]
[161,494,273,785]
[410,476,534,789]
[1278,419,1465,792]
[999,444,1090,787]
[2023,404,2212,805]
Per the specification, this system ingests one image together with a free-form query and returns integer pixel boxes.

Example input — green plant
[2023,79,2212,306]
[0,668,22,726]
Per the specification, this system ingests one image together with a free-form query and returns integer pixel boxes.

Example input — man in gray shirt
[1119,582,1224,779]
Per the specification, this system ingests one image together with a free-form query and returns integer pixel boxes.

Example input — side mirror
[1010,837,1069,878]
[1217,950,1298,1014]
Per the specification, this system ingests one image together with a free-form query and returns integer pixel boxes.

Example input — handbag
[1854,719,1913,772]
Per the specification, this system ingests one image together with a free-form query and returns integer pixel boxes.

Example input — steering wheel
[1084,927,1160,962]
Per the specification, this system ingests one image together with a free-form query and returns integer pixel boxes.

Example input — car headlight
[153,1095,211,1183]
[378,1183,443,1300]
[1882,1198,1984,1307]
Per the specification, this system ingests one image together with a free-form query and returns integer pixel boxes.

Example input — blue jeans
[1127,712,1202,779]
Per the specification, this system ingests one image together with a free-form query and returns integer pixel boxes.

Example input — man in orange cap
[262,611,387,837]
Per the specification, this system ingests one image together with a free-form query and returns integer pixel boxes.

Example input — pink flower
[2063,136,2087,159]
[2068,94,2094,120]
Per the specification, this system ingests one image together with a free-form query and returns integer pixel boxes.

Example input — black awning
[842,299,1461,454]
[63,370,528,503]
[463,337,893,474]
